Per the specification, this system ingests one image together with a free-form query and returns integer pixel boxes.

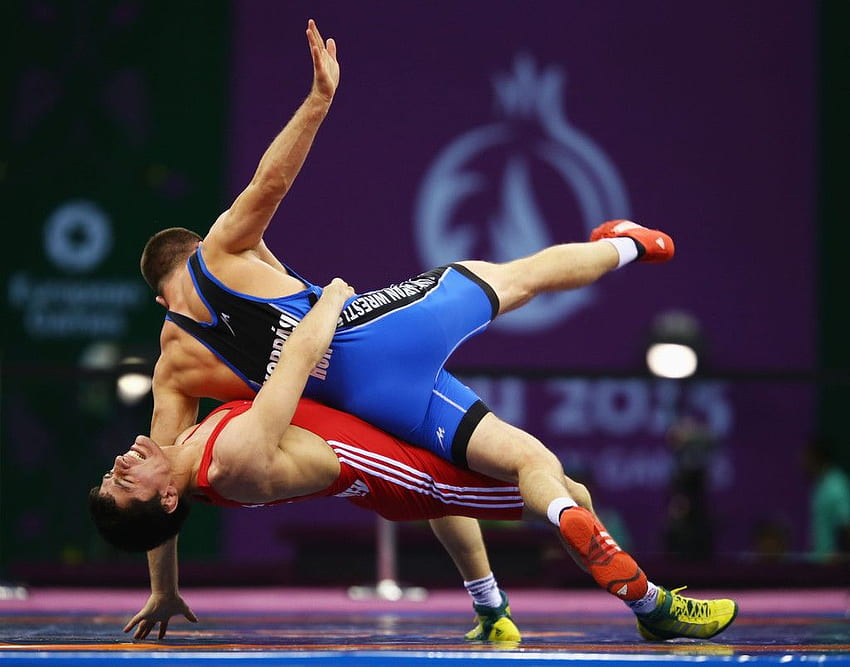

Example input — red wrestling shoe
[591,219,675,263]
[559,506,648,600]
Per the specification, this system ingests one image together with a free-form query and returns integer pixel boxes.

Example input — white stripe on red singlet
[329,441,524,510]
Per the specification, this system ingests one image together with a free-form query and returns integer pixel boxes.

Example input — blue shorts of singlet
[303,263,499,468]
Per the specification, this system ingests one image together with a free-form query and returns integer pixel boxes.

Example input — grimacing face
[98,436,171,509]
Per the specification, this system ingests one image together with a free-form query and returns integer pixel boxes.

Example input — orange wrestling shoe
[559,506,648,600]
[591,219,675,263]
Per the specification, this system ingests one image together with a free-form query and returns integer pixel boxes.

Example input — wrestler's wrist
[306,89,333,110]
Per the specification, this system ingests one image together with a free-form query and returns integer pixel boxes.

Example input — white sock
[464,572,503,608]
[602,237,640,268]
[626,582,660,615]
[546,497,577,527]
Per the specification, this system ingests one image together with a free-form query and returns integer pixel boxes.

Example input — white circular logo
[44,200,113,273]
[415,55,630,333]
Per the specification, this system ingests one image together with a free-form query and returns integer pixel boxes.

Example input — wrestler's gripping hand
[322,277,354,303]
[124,591,199,640]
[306,18,339,102]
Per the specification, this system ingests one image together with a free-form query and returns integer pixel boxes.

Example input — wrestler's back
[156,329,256,402]
[158,246,306,401]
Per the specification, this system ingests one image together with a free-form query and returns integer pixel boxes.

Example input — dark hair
[140,227,202,293]
[88,486,192,553]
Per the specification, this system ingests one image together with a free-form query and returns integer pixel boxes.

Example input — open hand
[306,19,339,102]
[123,591,198,640]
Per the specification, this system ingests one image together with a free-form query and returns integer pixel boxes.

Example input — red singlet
[193,399,524,521]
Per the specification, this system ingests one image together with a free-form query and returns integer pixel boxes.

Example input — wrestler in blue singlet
[166,248,499,466]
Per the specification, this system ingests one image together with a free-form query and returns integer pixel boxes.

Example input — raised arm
[214,279,353,492]
[207,19,340,253]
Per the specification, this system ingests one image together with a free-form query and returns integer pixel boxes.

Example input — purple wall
[222,1,816,563]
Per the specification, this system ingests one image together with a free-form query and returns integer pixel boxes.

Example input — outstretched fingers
[123,597,199,641]
[123,613,154,639]
[305,18,339,100]
[307,18,322,43]
[306,18,331,59]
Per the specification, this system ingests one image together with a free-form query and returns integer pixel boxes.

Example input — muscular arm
[124,536,198,640]
[149,375,201,446]
[148,331,204,446]
[130,361,201,640]
[206,19,340,254]
[214,279,353,496]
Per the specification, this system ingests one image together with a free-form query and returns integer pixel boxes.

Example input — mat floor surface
[1,587,848,665]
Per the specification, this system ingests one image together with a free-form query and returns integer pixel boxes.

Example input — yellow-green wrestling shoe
[637,586,738,641]
[464,591,521,643]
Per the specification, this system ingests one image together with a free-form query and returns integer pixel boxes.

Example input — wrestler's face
[98,436,171,508]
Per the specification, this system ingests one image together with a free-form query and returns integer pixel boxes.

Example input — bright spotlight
[646,343,699,379]
[645,310,703,378]
[116,372,152,405]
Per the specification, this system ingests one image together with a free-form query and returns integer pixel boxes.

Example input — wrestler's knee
[456,259,533,314]
[517,440,566,477]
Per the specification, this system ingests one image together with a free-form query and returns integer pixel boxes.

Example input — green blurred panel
[819,0,850,470]
[1,1,230,578]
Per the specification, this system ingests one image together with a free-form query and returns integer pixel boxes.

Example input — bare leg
[428,516,492,581]
[465,414,588,517]
[466,413,648,601]
[430,515,522,642]
[458,241,619,315]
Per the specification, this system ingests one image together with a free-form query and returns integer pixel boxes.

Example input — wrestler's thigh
[465,412,561,483]
[455,260,530,314]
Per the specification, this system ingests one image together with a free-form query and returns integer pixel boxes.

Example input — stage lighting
[116,356,153,405]
[646,311,703,379]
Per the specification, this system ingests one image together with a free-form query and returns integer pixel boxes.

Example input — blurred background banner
[1,1,231,570]
[234,1,815,373]
[2,0,846,587]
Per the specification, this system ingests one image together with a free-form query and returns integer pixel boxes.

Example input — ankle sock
[464,572,503,608]
[602,237,641,267]
[546,497,577,526]
[625,582,660,615]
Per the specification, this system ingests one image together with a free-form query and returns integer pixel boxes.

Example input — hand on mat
[124,591,199,640]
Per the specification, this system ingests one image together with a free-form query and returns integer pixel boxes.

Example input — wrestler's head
[140,226,202,293]
[88,436,191,552]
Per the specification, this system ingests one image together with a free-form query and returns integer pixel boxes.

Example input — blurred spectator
[663,415,716,560]
[804,436,850,563]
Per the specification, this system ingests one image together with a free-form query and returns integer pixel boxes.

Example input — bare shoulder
[202,212,292,285]
[156,322,255,401]
[154,326,213,390]
[201,210,232,246]
[201,209,257,258]
[150,341,183,393]
[158,323,199,369]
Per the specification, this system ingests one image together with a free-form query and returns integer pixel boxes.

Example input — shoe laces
[668,586,712,623]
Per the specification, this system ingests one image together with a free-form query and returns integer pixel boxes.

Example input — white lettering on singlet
[264,310,333,382]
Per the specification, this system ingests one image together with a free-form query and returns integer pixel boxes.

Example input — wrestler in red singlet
[192,398,525,522]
